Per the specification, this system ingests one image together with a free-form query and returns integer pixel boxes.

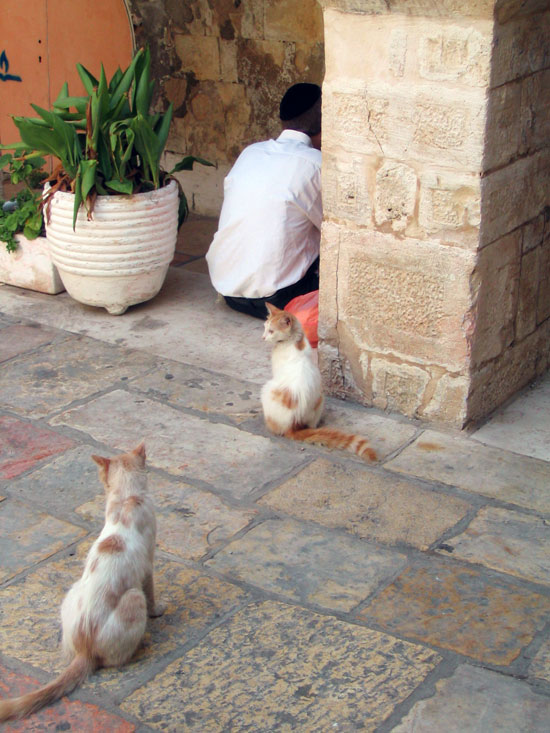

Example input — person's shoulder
[293,145,321,170]
[279,132,321,165]
[232,139,272,164]
[235,136,321,170]
[241,139,273,154]
[302,146,322,163]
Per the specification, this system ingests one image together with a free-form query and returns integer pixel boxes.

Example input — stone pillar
[318,0,550,426]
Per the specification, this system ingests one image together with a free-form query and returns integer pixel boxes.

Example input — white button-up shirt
[206,130,322,299]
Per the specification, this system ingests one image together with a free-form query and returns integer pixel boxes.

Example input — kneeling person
[206,82,322,319]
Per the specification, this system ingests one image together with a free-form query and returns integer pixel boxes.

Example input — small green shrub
[0,153,47,252]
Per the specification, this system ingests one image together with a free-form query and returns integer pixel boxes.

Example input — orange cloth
[285,290,319,348]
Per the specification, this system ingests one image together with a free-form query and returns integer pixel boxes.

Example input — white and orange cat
[0,442,162,722]
[261,303,376,461]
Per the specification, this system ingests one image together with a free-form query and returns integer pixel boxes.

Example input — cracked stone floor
[0,216,549,731]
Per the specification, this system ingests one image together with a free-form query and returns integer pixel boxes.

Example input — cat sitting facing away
[261,303,376,462]
[0,442,163,723]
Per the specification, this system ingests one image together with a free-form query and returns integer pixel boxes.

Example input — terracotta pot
[45,180,178,314]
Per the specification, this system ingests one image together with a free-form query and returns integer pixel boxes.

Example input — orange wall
[0,0,133,144]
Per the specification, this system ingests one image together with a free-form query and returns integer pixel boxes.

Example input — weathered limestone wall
[469,2,550,422]
[128,0,324,215]
[318,0,550,426]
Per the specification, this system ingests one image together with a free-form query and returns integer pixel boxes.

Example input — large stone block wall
[318,0,550,426]
[469,5,550,421]
[128,0,324,215]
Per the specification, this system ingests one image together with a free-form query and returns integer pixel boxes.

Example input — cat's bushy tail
[286,426,377,462]
[0,654,93,722]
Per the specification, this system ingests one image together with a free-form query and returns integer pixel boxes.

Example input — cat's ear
[92,454,110,469]
[92,454,110,485]
[132,441,146,464]
[265,302,279,316]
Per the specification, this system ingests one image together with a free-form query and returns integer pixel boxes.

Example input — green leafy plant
[1,46,213,232]
[0,152,47,252]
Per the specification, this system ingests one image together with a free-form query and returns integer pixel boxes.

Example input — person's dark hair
[279,83,322,137]
[282,98,322,137]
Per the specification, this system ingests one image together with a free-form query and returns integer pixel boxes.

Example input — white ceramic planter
[45,180,178,314]
[0,234,65,294]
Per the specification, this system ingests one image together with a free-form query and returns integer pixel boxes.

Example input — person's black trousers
[223,257,319,319]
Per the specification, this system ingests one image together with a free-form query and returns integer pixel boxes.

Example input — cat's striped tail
[286,426,377,462]
[0,654,93,722]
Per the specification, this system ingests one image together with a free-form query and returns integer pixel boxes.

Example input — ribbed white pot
[45,180,178,314]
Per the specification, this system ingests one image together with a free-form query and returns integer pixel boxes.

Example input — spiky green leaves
[2,46,212,230]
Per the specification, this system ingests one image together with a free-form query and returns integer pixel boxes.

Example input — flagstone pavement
[0,216,549,731]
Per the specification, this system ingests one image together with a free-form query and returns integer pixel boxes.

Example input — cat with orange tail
[261,303,377,461]
[0,442,163,723]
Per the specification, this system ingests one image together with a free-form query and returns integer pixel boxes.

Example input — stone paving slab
[393,664,550,732]
[128,363,418,459]
[472,372,550,462]
[121,600,441,731]
[360,561,550,666]
[0,499,86,584]
[0,337,158,419]
[0,663,135,733]
[530,637,550,682]
[0,548,75,672]
[76,474,258,561]
[2,279,550,728]
[323,399,418,460]
[0,541,250,697]
[4,445,102,517]
[0,311,15,326]
[0,415,75,480]
[0,269,272,383]
[156,504,256,561]
[128,360,262,423]
[50,390,309,499]
[259,458,473,550]
[206,518,408,612]
[438,506,550,586]
[0,323,62,363]
[89,560,251,697]
[387,429,550,514]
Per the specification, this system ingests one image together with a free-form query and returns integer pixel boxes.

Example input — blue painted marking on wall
[0,50,22,82]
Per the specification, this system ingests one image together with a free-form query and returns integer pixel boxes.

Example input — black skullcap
[279,83,322,121]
